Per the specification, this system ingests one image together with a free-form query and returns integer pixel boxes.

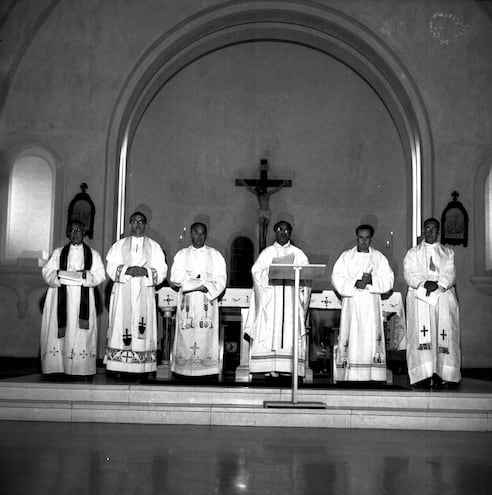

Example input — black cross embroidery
[138,317,146,334]
[321,297,330,308]
[420,325,428,337]
[440,329,447,341]
[123,329,132,346]
[121,350,133,362]
[190,342,200,356]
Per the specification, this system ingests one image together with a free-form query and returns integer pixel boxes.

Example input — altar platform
[1,370,491,432]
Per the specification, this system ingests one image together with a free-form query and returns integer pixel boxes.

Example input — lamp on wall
[440,191,469,247]
[67,183,96,239]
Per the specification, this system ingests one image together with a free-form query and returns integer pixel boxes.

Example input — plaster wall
[0,0,490,366]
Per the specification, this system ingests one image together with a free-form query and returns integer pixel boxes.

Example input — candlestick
[178,226,187,246]
[385,231,395,260]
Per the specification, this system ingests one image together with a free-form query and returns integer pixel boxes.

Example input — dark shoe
[431,374,444,390]
[413,377,432,389]
[139,372,151,384]
[443,381,460,390]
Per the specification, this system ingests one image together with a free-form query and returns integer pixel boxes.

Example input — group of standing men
[331,218,460,389]
[40,213,461,389]
[40,212,226,381]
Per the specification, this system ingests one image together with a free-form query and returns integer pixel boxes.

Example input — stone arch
[104,1,433,251]
[471,149,492,295]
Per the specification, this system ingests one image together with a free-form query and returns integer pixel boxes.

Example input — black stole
[57,243,93,338]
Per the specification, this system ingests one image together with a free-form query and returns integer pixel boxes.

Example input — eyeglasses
[424,227,438,232]
[69,228,83,234]
[275,228,291,233]
[131,220,145,225]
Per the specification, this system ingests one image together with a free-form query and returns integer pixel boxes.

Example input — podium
[264,263,326,409]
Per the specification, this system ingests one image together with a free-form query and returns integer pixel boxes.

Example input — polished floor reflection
[1,421,491,495]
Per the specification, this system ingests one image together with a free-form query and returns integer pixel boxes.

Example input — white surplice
[331,247,394,381]
[403,241,460,384]
[170,245,227,376]
[104,236,167,373]
[244,241,310,376]
[40,243,106,375]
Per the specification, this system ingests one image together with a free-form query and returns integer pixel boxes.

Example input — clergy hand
[355,279,367,289]
[424,280,439,296]
[362,272,372,285]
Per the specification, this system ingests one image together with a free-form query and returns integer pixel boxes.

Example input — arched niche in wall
[230,236,254,288]
[104,1,433,254]
[0,142,64,317]
[471,150,492,295]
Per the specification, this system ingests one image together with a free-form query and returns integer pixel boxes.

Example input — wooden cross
[235,159,292,252]
[235,159,292,190]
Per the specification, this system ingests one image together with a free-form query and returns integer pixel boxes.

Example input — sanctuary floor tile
[0,421,491,495]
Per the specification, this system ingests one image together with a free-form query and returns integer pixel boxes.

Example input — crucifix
[236,159,292,252]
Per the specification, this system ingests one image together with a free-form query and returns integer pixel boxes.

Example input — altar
[157,287,406,383]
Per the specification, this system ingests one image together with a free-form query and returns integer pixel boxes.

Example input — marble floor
[0,420,491,495]
[1,366,492,494]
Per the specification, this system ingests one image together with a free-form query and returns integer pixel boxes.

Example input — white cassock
[170,245,227,376]
[244,241,310,376]
[104,236,167,373]
[40,243,106,375]
[403,241,460,384]
[331,247,394,381]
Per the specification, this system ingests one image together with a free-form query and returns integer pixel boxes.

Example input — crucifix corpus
[235,159,292,252]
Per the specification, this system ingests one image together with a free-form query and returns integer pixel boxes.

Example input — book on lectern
[271,253,295,265]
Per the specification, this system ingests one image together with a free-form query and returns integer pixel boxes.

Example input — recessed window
[4,153,54,265]
[229,236,254,287]
[486,166,492,273]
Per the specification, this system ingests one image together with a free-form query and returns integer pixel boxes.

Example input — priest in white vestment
[170,222,227,377]
[41,220,105,378]
[403,218,460,388]
[104,212,167,377]
[244,220,310,377]
[331,224,394,382]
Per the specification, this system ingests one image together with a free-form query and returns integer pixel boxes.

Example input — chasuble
[403,241,461,384]
[104,236,167,373]
[170,245,227,376]
[331,246,394,382]
[244,241,310,376]
[41,243,105,376]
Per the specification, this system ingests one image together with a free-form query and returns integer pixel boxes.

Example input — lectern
[264,263,326,409]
